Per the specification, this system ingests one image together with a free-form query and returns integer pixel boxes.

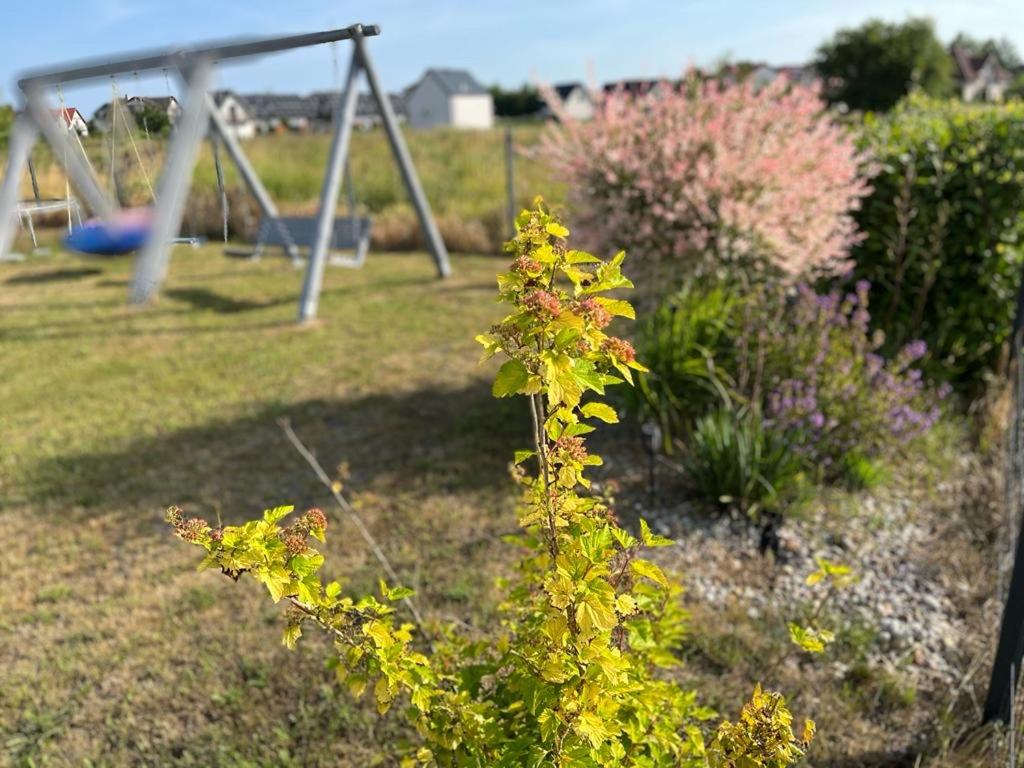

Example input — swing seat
[227,215,372,267]
[65,207,154,256]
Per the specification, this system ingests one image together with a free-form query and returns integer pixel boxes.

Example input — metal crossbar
[16,25,381,89]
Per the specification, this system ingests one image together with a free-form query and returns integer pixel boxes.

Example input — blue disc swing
[65,74,204,256]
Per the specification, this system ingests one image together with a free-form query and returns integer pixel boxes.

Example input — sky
[3,0,1023,115]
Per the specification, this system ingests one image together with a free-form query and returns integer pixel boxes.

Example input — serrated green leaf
[581,402,618,423]
[630,559,668,587]
[492,359,530,397]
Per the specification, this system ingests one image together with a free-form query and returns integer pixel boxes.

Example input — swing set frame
[0,22,451,322]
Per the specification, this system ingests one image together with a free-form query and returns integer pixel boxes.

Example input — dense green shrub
[168,203,814,766]
[851,95,1024,390]
[634,279,745,448]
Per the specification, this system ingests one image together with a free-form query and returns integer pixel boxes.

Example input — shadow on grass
[26,378,529,534]
[163,287,279,314]
[4,267,103,285]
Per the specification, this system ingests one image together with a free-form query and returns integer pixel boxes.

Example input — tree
[133,103,170,136]
[167,202,815,766]
[815,18,953,111]
[0,104,14,149]
[490,83,543,117]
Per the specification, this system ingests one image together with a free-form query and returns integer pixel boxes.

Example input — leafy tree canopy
[490,83,543,117]
[815,17,952,111]
[0,104,14,149]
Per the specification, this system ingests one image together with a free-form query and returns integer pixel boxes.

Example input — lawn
[0,243,1001,767]
[0,245,529,766]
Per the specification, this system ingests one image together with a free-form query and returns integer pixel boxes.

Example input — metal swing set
[0,23,451,322]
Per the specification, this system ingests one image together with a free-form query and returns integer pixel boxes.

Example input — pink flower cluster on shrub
[540,77,870,278]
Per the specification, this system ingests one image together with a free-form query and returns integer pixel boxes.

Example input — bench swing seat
[225,214,371,268]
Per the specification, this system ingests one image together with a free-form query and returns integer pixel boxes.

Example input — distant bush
[540,77,869,284]
[635,278,944,493]
[851,96,1024,390]
[0,105,13,150]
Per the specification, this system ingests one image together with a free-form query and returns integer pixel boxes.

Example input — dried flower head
[602,337,636,364]
[283,532,308,555]
[572,298,612,329]
[511,255,542,275]
[305,507,328,532]
[178,517,209,543]
[523,289,562,319]
[555,435,588,463]
[165,506,183,526]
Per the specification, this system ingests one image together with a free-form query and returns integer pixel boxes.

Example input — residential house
[952,45,1013,102]
[353,92,407,129]
[125,95,180,127]
[543,82,596,121]
[211,91,257,139]
[602,79,669,97]
[241,93,320,133]
[404,68,494,129]
[747,64,818,89]
[90,99,125,133]
[54,107,88,136]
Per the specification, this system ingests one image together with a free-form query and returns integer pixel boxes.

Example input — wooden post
[505,125,515,239]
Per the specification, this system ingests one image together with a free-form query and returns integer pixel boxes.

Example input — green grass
[0,245,527,766]
[0,242,992,767]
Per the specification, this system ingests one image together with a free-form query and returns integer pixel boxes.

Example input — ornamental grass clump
[168,201,813,767]
[540,76,870,284]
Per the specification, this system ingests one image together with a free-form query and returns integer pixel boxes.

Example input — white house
[54,107,89,137]
[211,91,257,139]
[952,46,1013,102]
[544,82,596,121]
[748,64,818,90]
[125,96,181,127]
[404,69,494,130]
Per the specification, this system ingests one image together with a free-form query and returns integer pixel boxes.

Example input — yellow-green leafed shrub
[168,200,813,766]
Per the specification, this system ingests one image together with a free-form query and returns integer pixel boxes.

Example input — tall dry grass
[5,123,562,253]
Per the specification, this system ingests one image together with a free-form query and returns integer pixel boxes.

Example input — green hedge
[851,95,1024,389]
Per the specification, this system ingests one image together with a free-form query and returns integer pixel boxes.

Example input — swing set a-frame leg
[356,33,450,280]
[296,27,451,323]
[131,58,213,304]
[0,114,37,261]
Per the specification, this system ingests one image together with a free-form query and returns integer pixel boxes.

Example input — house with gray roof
[211,90,256,139]
[404,68,494,129]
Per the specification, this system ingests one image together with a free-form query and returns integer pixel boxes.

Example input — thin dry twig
[277,418,433,648]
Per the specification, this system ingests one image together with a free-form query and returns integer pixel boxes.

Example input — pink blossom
[539,76,871,279]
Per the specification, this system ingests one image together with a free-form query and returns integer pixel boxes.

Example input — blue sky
[4,0,1022,115]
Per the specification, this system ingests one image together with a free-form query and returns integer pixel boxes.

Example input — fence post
[505,125,515,238]
[986,329,1024,724]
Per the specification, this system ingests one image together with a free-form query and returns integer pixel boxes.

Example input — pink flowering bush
[540,77,870,281]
